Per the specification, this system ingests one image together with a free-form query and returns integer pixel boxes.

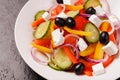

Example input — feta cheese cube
[108,15,119,26]
[63,0,74,5]
[92,63,105,76]
[89,14,102,27]
[77,38,88,51]
[95,6,105,16]
[103,41,118,56]
[52,29,65,46]
[57,12,68,18]
[42,12,50,21]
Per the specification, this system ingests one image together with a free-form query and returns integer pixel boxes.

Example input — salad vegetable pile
[31,0,120,76]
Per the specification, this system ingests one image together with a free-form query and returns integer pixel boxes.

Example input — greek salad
[31,0,120,76]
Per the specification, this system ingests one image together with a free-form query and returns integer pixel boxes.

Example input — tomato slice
[50,4,64,18]
[64,35,78,46]
[74,16,88,30]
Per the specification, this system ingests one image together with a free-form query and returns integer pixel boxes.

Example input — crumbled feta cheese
[103,41,118,56]
[89,14,102,27]
[92,63,105,76]
[77,38,88,51]
[108,15,119,27]
[42,12,50,21]
[57,12,68,18]
[63,0,74,5]
[52,29,65,46]
[95,6,105,16]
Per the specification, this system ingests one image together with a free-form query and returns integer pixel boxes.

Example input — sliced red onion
[100,0,111,14]
[106,14,120,30]
[49,4,65,19]
[31,47,50,65]
[65,34,80,40]
[52,44,80,60]
[80,13,107,19]
[86,54,109,63]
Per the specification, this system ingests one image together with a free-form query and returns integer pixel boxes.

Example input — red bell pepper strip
[79,58,95,71]
[63,46,79,64]
[32,39,51,48]
[103,55,114,67]
[83,70,93,76]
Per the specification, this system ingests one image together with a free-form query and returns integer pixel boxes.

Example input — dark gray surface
[0,0,46,80]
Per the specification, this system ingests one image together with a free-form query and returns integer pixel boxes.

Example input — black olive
[100,31,109,44]
[56,0,63,4]
[65,17,76,28]
[86,7,96,14]
[55,17,65,27]
[74,62,85,75]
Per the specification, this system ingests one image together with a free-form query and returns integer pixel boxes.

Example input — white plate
[15,0,120,80]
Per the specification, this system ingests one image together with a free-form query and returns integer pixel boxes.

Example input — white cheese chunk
[108,15,119,27]
[77,38,88,51]
[92,63,105,76]
[63,0,74,5]
[42,12,50,21]
[57,12,68,18]
[89,14,102,27]
[103,41,118,56]
[95,6,105,16]
[52,29,65,46]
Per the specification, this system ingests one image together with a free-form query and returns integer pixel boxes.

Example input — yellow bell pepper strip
[50,20,56,48]
[80,44,96,57]
[93,41,104,60]
[64,26,91,36]
[31,43,52,53]
[65,5,83,11]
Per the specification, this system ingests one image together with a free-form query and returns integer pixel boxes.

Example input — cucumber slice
[84,0,101,10]
[53,48,72,70]
[34,10,46,21]
[48,61,62,71]
[66,10,79,18]
[34,21,51,39]
[84,22,100,43]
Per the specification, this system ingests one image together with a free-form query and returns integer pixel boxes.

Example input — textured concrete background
[0,0,46,80]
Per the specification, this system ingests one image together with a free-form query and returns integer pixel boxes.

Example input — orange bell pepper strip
[74,0,84,6]
[63,46,79,64]
[31,43,52,53]
[100,21,110,31]
[32,39,51,48]
[64,26,91,36]
[103,55,114,67]
[32,18,45,29]
[66,5,83,11]
[109,33,117,44]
